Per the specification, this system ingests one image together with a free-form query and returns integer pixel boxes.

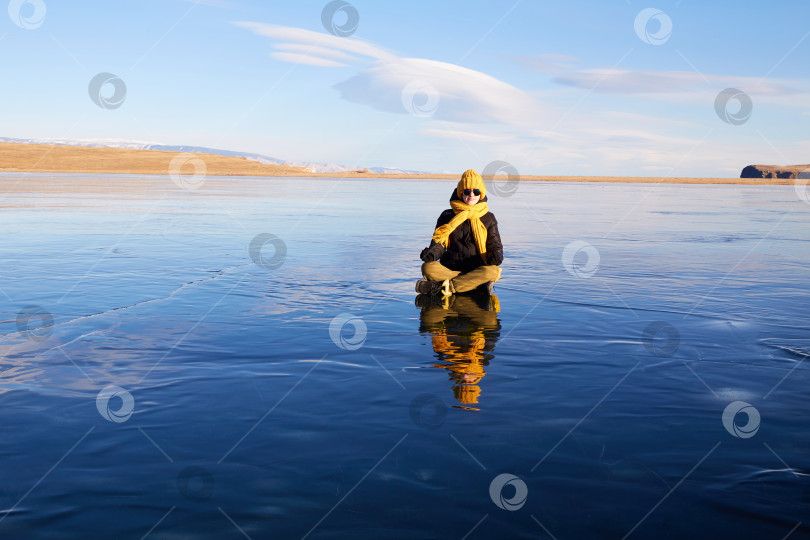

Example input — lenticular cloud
[335,57,538,124]
[235,21,541,125]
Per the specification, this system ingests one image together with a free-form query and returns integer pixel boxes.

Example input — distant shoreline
[0,142,798,185]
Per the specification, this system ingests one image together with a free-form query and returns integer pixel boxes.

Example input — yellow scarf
[431,200,489,263]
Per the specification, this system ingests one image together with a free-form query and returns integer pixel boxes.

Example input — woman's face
[462,189,481,205]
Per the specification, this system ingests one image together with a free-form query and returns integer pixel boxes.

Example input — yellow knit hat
[453,384,482,405]
[456,169,486,200]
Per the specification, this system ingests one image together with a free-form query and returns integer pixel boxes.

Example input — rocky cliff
[740,165,810,179]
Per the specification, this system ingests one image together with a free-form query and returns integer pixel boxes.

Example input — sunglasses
[462,189,481,196]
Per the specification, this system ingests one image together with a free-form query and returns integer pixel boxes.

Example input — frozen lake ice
[1,174,809,538]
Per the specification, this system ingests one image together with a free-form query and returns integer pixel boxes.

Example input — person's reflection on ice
[416,293,501,410]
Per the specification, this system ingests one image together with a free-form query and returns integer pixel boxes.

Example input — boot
[415,279,452,296]
[414,294,450,308]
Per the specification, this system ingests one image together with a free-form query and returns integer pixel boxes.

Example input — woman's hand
[420,243,445,262]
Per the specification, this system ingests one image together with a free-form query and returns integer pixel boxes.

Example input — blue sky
[2,0,809,176]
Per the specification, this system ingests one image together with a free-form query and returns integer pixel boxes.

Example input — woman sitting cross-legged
[416,169,503,297]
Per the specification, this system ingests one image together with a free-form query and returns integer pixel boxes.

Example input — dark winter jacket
[420,190,504,273]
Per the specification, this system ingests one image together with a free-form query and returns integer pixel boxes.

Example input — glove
[420,243,444,262]
[486,251,503,266]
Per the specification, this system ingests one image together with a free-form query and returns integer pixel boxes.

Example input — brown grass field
[0,142,797,185]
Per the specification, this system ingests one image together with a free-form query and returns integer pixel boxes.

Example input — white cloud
[236,22,543,125]
[552,69,800,96]
[546,68,810,117]
[505,125,810,177]
[234,22,394,65]
[275,43,362,63]
[335,57,542,124]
